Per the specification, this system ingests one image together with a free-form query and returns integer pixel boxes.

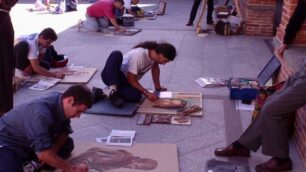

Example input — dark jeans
[283,0,306,44]
[0,137,74,172]
[188,0,214,23]
[0,12,14,113]
[14,41,64,71]
[101,51,142,102]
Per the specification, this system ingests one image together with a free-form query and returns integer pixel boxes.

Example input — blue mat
[85,99,139,116]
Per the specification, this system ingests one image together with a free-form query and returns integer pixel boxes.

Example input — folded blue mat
[85,99,139,116]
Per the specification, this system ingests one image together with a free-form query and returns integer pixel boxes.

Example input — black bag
[215,20,231,36]
[65,0,77,12]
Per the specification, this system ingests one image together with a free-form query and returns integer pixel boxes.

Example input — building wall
[244,0,276,36]
[276,0,306,45]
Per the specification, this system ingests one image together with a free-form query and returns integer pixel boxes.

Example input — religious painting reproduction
[69,147,158,171]
[52,142,179,172]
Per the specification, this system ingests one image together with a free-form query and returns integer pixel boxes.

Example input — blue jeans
[101,50,142,102]
[0,137,74,171]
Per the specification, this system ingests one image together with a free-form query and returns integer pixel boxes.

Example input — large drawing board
[28,66,97,84]
[52,141,179,172]
[137,92,203,116]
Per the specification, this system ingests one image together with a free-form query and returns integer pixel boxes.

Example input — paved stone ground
[10,0,305,171]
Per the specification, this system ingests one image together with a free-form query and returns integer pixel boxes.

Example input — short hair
[62,85,93,108]
[115,0,124,5]
[39,27,57,41]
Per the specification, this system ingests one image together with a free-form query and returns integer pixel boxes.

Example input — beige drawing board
[137,92,203,116]
[52,141,179,172]
[28,66,97,84]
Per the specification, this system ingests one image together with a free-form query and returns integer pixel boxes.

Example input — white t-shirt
[124,0,131,10]
[121,48,154,80]
[18,33,46,60]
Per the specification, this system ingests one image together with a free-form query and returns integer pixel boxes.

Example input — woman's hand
[144,90,158,101]
[155,87,167,92]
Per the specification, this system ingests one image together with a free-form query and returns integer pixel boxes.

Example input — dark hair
[62,85,93,108]
[115,0,124,5]
[39,28,57,41]
[133,41,177,61]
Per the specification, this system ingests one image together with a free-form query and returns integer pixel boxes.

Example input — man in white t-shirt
[97,41,176,108]
[14,28,65,79]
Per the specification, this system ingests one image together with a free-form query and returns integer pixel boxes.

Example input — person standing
[186,0,214,26]
[0,0,18,115]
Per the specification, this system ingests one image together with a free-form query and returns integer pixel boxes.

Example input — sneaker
[109,90,124,108]
[92,87,106,103]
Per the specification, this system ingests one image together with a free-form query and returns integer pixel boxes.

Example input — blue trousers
[101,51,142,102]
[0,137,74,171]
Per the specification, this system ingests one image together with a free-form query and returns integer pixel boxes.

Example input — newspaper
[195,77,228,88]
[106,130,136,147]
[29,78,61,91]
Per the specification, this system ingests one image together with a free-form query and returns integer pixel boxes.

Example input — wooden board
[137,92,203,116]
[81,28,142,36]
[135,14,157,21]
[28,66,97,84]
[195,0,207,34]
[52,141,179,172]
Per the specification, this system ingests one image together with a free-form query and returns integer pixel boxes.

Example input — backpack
[65,0,77,12]
[215,20,231,36]
[55,0,77,13]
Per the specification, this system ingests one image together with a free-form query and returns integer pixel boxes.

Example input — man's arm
[29,59,64,79]
[37,149,87,172]
[50,133,69,153]
[127,72,158,101]
[109,18,126,32]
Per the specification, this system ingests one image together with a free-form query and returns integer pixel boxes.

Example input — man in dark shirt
[0,84,93,172]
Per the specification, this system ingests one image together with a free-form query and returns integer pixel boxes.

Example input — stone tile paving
[11,0,305,171]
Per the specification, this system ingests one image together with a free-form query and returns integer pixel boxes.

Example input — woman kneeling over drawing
[96,41,177,108]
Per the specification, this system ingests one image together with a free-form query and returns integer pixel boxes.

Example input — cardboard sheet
[81,28,142,36]
[52,141,179,172]
[28,66,97,84]
[137,92,203,116]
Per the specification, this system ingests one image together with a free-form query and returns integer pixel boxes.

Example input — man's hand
[116,26,126,33]
[54,72,65,79]
[276,43,288,58]
[144,91,158,101]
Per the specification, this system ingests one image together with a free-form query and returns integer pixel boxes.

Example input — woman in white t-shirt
[100,41,176,108]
